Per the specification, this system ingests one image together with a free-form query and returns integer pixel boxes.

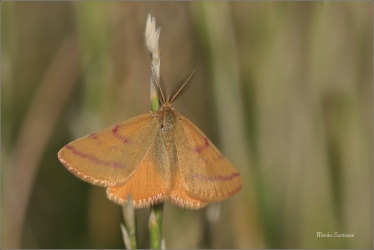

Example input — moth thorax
[161,110,175,132]
[159,110,175,154]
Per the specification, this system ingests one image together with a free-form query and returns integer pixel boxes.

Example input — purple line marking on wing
[109,145,119,152]
[195,137,210,154]
[112,124,130,144]
[89,133,98,140]
[191,172,240,182]
[213,153,225,162]
[227,185,242,196]
[66,145,125,168]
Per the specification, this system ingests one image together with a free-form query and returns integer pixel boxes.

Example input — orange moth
[58,70,242,209]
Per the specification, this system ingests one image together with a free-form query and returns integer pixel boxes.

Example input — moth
[58,70,242,209]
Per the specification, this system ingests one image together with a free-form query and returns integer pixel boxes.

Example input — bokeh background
[1,1,372,249]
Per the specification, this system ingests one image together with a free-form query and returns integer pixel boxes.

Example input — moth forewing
[173,114,243,202]
[58,113,160,187]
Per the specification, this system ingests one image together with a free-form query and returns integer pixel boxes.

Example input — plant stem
[146,14,164,249]
[121,203,137,249]
[149,203,164,249]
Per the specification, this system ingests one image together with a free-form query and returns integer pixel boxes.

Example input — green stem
[150,92,160,112]
[121,203,137,249]
[147,14,164,249]
[149,75,164,249]
[149,203,164,249]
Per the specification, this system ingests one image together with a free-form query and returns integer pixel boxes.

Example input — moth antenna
[151,65,167,104]
[169,70,195,103]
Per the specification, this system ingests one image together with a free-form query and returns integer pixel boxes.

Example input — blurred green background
[1,1,372,249]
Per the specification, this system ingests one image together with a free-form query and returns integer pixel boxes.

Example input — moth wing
[58,113,159,187]
[169,168,208,209]
[174,115,243,202]
[106,133,170,208]
[108,128,208,209]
